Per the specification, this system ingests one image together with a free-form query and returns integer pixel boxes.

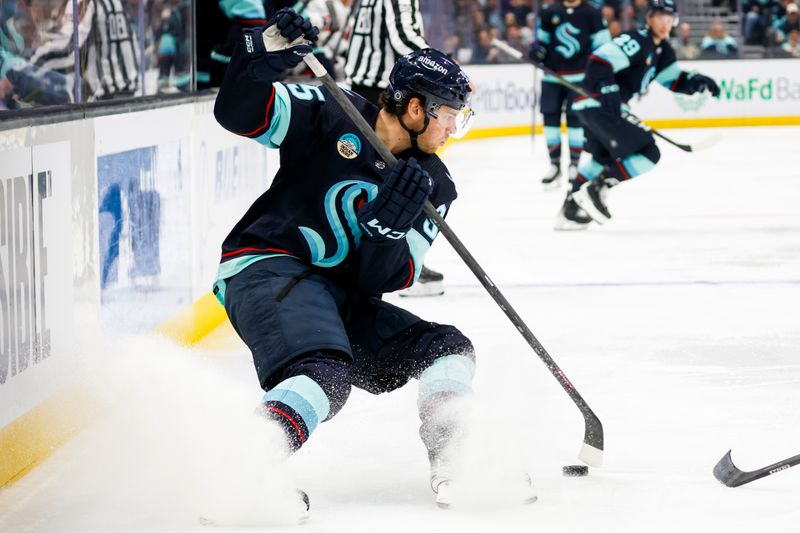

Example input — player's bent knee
[641,143,661,164]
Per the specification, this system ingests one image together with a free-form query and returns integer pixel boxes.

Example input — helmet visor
[430,105,477,140]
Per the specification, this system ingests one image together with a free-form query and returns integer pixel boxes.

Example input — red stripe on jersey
[221,247,293,258]
[589,54,611,67]
[242,86,277,137]
[401,258,415,289]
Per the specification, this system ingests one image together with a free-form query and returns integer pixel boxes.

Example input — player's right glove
[685,73,720,97]
[243,8,319,80]
[357,158,433,241]
[597,81,622,119]
[529,41,547,64]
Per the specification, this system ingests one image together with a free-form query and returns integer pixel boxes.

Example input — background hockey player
[212,8,485,511]
[557,0,720,229]
[533,0,610,189]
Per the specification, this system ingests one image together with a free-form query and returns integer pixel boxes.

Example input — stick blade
[687,132,723,153]
[579,414,604,467]
[713,450,747,487]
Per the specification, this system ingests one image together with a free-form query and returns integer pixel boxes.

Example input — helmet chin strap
[399,113,431,150]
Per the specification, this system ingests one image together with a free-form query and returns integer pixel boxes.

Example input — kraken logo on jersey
[299,180,378,268]
[555,23,582,58]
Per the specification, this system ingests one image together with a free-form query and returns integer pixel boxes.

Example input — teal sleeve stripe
[544,126,561,146]
[537,29,551,44]
[264,375,332,431]
[543,72,585,83]
[591,29,612,49]
[159,34,177,56]
[405,229,431,284]
[655,61,682,87]
[254,82,292,148]
[594,41,630,72]
[621,153,656,177]
[571,98,600,111]
[219,0,266,19]
[567,127,584,147]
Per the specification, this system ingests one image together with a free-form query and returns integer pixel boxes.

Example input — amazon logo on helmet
[388,48,472,116]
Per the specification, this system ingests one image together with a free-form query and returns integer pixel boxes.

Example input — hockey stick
[490,38,715,153]
[302,52,604,467]
[713,450,800,487]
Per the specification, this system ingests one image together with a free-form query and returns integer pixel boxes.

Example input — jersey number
[613,34,640,57]
[286,84,325,101]
[422,204,447,240]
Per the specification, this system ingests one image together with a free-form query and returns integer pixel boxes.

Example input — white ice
[1,126,798,532]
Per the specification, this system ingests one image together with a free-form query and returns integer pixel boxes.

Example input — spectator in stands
[782,27,800,54]
[504,0,532,27]
[701,22,739,57]
[501,23,526,61]
[483,0,505,32]
[743,0,779,44]
[472,27,500,64]
[772,2,800,44]
[631,0,649,28]
[672,22,701,59]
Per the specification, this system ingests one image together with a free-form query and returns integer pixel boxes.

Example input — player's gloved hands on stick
[598,81,622,119]
[358,157,433,241]
[245,8,319,79]
[529,41,547,64]
[686,73,720,97]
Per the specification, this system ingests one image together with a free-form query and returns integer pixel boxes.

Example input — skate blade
[541,179,562,191]
[554,214,591,231]
[398,280,445,297]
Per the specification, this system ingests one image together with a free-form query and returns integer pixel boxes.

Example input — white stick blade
[579,443,604,467]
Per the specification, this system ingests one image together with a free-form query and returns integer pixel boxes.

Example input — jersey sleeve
[590,12,611,49]
[214,30,326,149]
[347,156,457,296]
[652,43,695,94]
[384,0,429,55]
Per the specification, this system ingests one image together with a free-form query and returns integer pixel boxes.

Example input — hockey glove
[358,158,433,241]
[529,41,547,64]
[598,82,622,120]
[244,8,318,80]
[686,73,720,97]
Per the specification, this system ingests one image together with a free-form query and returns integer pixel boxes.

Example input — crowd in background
[1,0,799,112]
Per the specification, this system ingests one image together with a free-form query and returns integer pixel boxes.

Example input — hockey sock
[261,375,332,451]
[418,353,475,456]
[543,115,562,164]
[567,127,584,166]
[571,157,605,192]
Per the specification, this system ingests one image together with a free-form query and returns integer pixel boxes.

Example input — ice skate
[541,163,562,190]
[573,179,611,224]
[429,455,456,509]
[554,193,592,231]
[399,265,445,297]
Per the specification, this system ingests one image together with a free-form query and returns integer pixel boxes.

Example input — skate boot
[573,178,612,224]
[399,264,445,297]
[429,453,456,509]
[554,193,592,231]
[541,163,562,190]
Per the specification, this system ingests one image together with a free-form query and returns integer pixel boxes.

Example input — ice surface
[1,127,798,532]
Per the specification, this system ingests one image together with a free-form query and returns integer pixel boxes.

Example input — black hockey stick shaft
[713,449,800,487]
[303,53,604,466]
[490,38,697,153]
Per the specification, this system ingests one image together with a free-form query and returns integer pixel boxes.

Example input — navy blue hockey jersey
[536,1,610,84]
[575,27,697,110]
[212,43,457,301]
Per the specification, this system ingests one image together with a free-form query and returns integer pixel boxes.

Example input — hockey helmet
[387,49,475,139]
[647,0,679,24]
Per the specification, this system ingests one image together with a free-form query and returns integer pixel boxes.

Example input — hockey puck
[562,465,589,477]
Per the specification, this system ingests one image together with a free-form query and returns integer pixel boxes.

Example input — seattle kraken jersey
[536,1,610,83]
[213,49,457,299]
[579,28,692,105]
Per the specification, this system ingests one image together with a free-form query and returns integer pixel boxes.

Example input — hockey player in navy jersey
[533,0,610,189]
[555,0,720,229]
[212,8,490,511]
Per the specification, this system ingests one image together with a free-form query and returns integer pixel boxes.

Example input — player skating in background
[212,8,509,512]
[533,0,610,190]
[556,0,720,229]
[345,0,447,297]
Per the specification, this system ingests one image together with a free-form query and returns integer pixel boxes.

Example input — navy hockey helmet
[387,48,475,139]
[648,0,678,17]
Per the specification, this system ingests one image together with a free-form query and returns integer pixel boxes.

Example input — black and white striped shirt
[344,0,428,89]
[30,0,139,101]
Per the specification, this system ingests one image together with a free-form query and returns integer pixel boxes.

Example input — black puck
[562,465,589,477]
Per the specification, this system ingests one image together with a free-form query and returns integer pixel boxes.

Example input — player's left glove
[597,81,622,120]
[357,157,433,241]
[686,73,720,97]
